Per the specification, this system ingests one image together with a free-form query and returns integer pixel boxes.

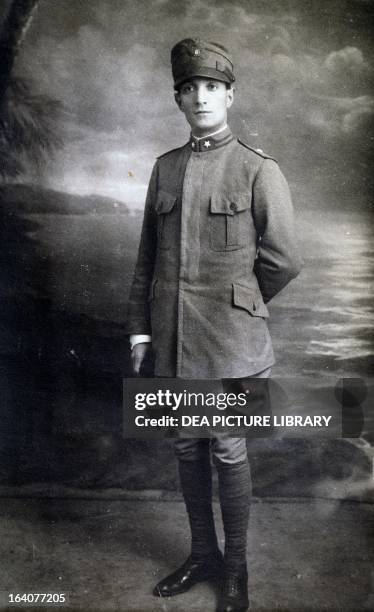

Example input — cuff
[130,334,152,350]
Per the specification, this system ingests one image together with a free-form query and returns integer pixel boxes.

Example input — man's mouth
[195,111,212,115]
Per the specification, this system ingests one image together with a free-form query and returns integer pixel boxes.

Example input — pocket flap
[211,192,251,215]
[155,191,177,214]
[232,283,269,318]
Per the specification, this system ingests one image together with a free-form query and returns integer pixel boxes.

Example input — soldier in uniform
[126,38,302,612]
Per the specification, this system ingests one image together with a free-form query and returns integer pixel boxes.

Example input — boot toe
[216,568,249,612]
[153,553,223,597]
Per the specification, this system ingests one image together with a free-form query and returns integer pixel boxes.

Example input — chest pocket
[155,191,178,250]
[209,192,251,251]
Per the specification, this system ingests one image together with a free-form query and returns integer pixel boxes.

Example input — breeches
[174,435,247,464]
[174,367,271,464]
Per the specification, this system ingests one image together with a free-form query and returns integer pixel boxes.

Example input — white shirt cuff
[130,334,152,350]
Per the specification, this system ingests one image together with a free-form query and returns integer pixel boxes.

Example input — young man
[126,38,301,612]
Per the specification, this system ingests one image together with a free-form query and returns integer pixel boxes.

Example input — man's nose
[195,86,207,105]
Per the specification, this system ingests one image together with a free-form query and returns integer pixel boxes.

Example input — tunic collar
[189,125,233,152]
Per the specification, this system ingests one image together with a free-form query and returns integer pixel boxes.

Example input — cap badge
[194,48,200,56]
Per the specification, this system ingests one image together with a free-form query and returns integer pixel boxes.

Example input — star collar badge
[203,140,211,148]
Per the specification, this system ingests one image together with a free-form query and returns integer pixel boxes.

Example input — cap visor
[174,66,234,87]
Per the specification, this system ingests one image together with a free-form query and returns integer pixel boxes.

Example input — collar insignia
[189,127,233,152]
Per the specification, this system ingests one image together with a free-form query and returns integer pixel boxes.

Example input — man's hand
[131,342,153,376]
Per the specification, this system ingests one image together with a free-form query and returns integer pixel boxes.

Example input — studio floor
[0,496,373,612]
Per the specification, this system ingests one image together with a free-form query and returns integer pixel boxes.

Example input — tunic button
[230,202,237,212]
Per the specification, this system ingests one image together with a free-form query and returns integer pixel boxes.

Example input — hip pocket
[232,282,269,318]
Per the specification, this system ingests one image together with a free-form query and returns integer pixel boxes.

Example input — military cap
[171,38,235,88]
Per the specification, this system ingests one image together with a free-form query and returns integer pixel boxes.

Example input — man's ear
[174,92,183,110]
[226,86,234,109]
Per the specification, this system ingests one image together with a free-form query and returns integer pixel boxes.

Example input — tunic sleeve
[252,159,302,303]
[125,162,158,334]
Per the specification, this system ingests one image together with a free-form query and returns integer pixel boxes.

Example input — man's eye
[182,84,194,93]
[207,83,218,90]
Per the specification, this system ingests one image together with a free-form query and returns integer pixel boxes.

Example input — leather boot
[153,454,222,596]
[153,550,224,597]
[216,565,249,612]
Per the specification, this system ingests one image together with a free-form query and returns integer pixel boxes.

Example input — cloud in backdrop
[13,0,374,208]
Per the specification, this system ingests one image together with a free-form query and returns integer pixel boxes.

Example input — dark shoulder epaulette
[237,138,278,163]
[157,144,185,160]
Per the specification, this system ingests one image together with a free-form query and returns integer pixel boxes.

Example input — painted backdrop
[0,0,373,495]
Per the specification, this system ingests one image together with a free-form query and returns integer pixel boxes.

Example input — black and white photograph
[0,1,373,611]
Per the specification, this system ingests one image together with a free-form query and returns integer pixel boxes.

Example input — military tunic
[126,126,301,378]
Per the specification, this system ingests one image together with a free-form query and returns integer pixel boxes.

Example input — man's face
[175,77,234,137]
